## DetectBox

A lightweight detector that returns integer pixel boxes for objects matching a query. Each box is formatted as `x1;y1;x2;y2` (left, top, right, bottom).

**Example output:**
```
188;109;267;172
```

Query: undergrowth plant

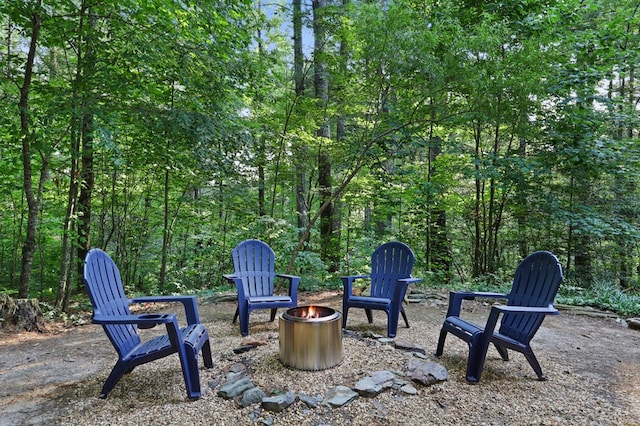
556;279;640;317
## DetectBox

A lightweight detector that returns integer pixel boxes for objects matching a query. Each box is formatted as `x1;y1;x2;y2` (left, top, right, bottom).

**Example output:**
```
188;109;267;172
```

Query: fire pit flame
300;305;319;319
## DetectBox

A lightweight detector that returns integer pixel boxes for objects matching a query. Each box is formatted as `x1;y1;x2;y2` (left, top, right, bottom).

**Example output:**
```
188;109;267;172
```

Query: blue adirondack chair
224;239;300;336
83;248;213;399
435;251;563;383
341;241;421;338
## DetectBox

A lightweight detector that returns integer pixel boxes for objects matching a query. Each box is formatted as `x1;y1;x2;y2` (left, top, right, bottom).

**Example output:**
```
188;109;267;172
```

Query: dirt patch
1;290;639;425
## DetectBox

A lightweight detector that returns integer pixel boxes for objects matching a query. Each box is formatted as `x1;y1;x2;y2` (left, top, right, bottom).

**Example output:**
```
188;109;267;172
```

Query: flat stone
226;362;247;375
262;391;296;412
408;359;448;386
218;377;255;399
323;385;358;407
299;393;322;408
400;383;418;395
233;344;255;354
239;387;267;407
225;370;247;384
394;339;427;355
354;370;396;397
627;318;640;330
257;415;274;425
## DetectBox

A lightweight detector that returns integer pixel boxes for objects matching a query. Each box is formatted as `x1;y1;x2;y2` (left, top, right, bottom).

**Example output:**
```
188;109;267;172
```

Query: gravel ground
1;290;639;426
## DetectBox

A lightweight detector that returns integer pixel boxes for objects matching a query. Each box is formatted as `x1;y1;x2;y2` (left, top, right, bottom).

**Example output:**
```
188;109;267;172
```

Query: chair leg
400;307;409;328
237;304;249;336
269;308;278;322
522;348;546;380
387;310;399;338
182;343;202;400
100;360;129;399
365;308;373;324
232;306;239;324
342;307;349;329
434;327;448;357
201;339;214;369
465;334;491;383
494;343;509;361
239;315;249;337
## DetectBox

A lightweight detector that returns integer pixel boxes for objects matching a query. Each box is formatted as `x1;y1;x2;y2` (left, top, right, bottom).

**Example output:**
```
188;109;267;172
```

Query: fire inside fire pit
279;306;343;371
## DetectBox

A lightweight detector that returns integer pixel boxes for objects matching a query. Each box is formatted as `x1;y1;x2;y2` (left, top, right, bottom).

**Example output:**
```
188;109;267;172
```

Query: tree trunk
515;137;528;259
293;0;310;241
258;132;266;217
314;0;337;269
426;135;450;278
472;122;483;277
18;5;44;299
77;9;97;296
487;93;502;273
159;140;170;294
59;2;96;311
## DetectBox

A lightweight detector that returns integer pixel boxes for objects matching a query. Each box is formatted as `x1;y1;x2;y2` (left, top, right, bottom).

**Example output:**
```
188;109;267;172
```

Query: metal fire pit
279;306;343;371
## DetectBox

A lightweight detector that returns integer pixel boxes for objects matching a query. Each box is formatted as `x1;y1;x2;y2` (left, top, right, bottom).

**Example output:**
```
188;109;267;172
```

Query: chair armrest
341;275;371;296
92;312;177;329
276;273;301;300
398;277;422;285
130;295;201;325
341;274;369;281
224;275;249;301
276;273;300;280
455;290;509;300
491;304;559;316
392;277;421;304
483;304;559;333
445;290;509;317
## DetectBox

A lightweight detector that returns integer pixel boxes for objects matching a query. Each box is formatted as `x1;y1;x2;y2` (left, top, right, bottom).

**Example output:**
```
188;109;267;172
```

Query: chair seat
443;316;483;338
125;324;207;361
248;295;293;303
346;296;391;306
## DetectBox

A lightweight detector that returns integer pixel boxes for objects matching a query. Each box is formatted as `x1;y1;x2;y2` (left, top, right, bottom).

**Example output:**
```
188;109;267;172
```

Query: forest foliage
1;0;639;316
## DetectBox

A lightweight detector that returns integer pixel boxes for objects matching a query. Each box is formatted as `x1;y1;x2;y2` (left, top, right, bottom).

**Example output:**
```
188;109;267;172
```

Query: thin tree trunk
60;1;96;310
77;9;96;294
159;138;171;294
487;93;502;273
293;0;310;240
258;132;266;216
18;4;45;299
472;121;483;277
516;137;528;259
314;0;337;269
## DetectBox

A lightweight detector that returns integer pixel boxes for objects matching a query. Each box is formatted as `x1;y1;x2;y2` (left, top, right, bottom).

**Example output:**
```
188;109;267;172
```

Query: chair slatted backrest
84;249;140;357
231;240;277;297
369;242;415;299
500;251;563;343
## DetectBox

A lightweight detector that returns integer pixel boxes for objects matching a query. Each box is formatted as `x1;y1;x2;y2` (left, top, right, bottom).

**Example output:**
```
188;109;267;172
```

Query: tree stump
0;294;47;332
